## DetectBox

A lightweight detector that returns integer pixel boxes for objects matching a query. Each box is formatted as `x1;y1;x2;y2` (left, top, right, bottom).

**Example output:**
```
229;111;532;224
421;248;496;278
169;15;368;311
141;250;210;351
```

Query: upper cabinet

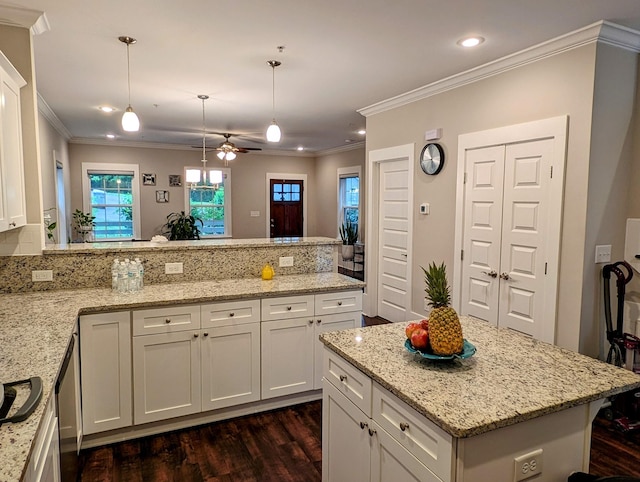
0;50;26;232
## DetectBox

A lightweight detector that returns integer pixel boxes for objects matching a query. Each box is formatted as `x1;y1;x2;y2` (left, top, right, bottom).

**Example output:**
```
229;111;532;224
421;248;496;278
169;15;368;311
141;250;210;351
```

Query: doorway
453;116;568;343
54;158;68;244
266;173;307;238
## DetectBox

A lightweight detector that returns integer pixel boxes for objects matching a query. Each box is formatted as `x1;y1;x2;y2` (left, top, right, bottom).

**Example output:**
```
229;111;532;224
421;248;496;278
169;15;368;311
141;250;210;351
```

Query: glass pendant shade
266;120;281;142
122;106;140;132
217;151;225;160
209;170;223;184
185;168;201;183
226;151;237;161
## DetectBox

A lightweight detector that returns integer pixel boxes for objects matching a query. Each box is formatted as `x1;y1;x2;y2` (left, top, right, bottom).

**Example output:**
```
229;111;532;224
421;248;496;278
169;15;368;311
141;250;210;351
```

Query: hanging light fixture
186;95;223;187
119;36;140;132
266;60;282;142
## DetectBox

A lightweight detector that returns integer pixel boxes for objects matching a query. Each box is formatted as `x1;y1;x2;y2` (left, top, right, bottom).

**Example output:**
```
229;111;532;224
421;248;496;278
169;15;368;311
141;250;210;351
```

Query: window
82;163;141;240
184;167;231;237
338;166;361;237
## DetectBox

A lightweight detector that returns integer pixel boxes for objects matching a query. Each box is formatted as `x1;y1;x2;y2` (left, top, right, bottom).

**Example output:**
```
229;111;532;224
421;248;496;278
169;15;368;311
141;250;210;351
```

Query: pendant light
266;60;282;142
119;36;140;132
186;95;223;187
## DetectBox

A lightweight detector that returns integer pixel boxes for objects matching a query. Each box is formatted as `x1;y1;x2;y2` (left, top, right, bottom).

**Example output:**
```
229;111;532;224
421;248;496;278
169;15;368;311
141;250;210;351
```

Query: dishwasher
56;327;80;481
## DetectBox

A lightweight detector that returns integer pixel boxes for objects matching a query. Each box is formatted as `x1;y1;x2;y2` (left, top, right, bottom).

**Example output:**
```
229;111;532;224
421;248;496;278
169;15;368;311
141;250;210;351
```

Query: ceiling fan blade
238;147;262;151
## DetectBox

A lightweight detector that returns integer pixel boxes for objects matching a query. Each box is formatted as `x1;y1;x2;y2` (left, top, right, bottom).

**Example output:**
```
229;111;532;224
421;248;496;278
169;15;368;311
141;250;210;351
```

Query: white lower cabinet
323;348;451;482
25;395;59;482
79;311;132;434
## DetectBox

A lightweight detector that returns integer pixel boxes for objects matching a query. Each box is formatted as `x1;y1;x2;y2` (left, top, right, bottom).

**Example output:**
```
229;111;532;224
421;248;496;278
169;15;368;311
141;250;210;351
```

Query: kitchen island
320;317;640;481
0;272;364;482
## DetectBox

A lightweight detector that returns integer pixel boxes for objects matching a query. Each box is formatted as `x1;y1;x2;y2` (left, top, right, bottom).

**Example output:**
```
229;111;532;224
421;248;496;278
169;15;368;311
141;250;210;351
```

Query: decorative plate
404;338;476;360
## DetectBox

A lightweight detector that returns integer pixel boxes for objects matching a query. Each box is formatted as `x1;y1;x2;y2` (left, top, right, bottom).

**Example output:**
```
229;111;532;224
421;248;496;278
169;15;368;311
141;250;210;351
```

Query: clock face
420;143;445;175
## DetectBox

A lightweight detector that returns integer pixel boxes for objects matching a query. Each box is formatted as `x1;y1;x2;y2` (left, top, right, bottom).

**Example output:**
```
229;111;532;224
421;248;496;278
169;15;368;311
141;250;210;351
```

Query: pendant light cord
271;64;276;119
126;42;132;107
202;97;207;163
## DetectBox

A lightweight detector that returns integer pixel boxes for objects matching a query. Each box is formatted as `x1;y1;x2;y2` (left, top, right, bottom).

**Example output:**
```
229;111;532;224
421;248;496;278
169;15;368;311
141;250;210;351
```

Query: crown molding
316;141;365;157
358;20;640;117
0;5;49;35
38;93;72;140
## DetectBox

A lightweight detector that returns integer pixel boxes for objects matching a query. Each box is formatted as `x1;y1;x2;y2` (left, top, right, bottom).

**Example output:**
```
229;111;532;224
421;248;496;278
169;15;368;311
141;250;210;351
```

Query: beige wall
68;143;336;240
365;43;604;352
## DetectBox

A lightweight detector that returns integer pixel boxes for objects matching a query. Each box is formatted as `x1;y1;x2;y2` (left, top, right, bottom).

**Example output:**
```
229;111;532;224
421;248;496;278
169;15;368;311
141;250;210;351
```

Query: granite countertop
0;272;364;482
42;236;341;255
320;317;640;439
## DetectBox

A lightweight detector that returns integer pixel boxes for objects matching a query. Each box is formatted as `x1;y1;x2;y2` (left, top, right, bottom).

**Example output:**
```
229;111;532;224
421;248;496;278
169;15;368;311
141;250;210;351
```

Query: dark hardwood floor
78;315;640;481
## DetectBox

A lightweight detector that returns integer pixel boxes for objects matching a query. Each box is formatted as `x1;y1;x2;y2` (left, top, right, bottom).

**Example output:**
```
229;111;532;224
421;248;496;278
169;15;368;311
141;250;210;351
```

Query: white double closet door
460;138;557;342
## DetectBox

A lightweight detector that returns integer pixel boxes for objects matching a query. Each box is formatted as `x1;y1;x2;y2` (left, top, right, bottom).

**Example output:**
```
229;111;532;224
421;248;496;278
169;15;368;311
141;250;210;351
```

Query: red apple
420;319;429;330
405;322;422;339
410;328;429;350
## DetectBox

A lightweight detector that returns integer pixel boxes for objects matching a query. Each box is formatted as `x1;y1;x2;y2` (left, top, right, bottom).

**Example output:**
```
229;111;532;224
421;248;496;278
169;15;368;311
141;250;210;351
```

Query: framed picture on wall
169;174;182;187
142;173;156;186
156;190;169;203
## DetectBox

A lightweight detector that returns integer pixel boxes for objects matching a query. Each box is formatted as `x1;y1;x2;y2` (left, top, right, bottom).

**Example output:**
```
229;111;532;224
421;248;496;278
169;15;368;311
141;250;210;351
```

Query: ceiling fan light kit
119;36;140;132
266;60;282;143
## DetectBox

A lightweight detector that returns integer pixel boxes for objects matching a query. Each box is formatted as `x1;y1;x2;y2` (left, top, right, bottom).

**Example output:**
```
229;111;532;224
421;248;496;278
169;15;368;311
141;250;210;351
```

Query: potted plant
339;220;358;261
43;207;57;244
163;211;203;240
72;209;96;242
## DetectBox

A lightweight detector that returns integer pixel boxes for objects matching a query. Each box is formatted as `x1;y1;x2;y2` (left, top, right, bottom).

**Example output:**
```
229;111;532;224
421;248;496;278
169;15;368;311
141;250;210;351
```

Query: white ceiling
7;0;640;153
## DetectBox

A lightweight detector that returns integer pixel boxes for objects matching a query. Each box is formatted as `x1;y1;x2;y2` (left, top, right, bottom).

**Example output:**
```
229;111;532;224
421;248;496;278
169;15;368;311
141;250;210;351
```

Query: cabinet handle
193;333;199;338
339;374;347;382
359;421;368;430
400;422;409;432
368;428;377;437
165;318;172;324
316;319;322;324
203;332;209;337
337;301;342;306
481;270;498;278
286;306;292;311
229;312;235;317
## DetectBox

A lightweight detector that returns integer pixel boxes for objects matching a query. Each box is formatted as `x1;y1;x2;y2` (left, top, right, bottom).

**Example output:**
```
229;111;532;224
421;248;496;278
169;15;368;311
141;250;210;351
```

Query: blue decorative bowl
404;338;476;360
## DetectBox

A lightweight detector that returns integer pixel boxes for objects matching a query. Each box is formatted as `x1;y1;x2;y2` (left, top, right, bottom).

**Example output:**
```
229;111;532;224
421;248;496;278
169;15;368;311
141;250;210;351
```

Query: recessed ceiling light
297;146;304;151
106;134;115;139
99;106;115;113
458;36;485;48
358;129;366;135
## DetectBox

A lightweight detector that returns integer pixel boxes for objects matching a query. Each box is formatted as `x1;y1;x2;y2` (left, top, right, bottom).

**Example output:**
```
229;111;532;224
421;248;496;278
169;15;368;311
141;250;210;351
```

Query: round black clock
420;143;445;175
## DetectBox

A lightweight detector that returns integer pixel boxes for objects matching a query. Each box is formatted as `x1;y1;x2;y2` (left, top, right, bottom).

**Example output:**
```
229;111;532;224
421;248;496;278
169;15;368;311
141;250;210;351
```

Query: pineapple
422;262;464;355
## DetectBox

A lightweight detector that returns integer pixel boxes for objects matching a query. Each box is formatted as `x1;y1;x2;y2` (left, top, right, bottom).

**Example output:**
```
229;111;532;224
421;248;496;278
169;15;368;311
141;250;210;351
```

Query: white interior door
460;145;506;325
498;139;553;339
377;159;410;322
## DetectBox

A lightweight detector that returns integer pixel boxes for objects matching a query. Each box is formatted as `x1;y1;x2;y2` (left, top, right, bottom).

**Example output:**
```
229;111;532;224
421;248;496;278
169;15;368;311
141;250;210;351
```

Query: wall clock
420;143;445;175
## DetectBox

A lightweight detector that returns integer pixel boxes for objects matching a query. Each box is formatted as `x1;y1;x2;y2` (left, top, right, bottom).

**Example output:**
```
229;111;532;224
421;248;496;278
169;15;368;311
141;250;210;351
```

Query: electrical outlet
514;449;543;481
279;256;294;267
32;270;53;282
165;262;183;274
595;245;612;264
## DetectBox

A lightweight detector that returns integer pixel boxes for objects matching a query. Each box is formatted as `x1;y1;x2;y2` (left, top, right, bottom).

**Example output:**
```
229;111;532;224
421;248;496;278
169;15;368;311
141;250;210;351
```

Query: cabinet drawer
323;347;371;416
201;299;260;328
372;382;452;482
133;305;200;335
261;295;314;321
315;290;362;316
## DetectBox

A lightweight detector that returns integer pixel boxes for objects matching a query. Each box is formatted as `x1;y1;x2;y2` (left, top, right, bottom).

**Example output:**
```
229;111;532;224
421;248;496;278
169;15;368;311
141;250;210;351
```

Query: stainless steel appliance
56;329;80;482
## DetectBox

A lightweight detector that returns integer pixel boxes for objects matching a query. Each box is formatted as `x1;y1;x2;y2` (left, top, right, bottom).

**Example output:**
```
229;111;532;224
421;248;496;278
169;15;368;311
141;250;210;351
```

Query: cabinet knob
203;332;209;337
337;301;342;306
368;428;377;437
229;312;235;317
165;318;172;324
339;374;347;382
316;319;322;324
359;421;368;430
400;422;409;432
308;319;314;325
9;222;16;227
500;272;511;281
193;333;199;338
286;306;292;311
481;270;498;278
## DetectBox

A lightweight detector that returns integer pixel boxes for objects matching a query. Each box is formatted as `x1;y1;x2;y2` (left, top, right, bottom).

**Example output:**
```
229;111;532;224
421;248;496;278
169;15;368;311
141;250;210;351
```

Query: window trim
183;167;232;238
81;162;141;240
337;166;361;239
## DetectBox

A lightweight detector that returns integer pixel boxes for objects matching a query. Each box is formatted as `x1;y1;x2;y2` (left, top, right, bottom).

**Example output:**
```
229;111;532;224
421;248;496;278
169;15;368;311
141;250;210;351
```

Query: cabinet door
80;311;132;434
133;331;201;424
261;317;314;399
322;378;370;482
370;420;442;482
201;322;260;411
0;71;26;231
313;311;359;389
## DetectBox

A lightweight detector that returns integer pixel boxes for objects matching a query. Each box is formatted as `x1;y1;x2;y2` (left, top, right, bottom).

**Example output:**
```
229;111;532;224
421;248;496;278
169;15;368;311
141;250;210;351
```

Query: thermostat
419;203;430;215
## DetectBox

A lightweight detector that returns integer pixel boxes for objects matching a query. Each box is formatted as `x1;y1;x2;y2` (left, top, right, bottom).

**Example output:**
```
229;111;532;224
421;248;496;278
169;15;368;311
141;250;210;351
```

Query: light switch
595;245;611;264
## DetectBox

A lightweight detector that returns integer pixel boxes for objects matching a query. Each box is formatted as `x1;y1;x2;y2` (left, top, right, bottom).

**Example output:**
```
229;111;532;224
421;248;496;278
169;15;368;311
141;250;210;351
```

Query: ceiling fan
215;133;262;155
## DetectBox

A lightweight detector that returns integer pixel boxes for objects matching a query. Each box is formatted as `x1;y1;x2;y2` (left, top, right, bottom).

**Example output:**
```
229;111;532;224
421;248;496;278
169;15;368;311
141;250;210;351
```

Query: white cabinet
262;290;362;399
25;395;59;482
201;300;261;411
132;305;202;424
0;52;26;232
79;311;132;435
322;348;451;482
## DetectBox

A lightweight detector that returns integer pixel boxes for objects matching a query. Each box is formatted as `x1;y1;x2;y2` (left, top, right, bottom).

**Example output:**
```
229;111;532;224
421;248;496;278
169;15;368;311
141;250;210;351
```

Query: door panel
460;146;505;325
270;179;303;237
378;159;410;322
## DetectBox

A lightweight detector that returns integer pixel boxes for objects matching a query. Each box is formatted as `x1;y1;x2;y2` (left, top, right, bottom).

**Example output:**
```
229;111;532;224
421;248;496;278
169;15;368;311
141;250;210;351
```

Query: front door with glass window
270;179;303;238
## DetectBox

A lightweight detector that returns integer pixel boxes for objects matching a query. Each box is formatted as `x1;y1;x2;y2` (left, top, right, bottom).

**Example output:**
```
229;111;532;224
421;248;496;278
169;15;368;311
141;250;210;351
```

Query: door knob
500;272;511;280
481;270;498;278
